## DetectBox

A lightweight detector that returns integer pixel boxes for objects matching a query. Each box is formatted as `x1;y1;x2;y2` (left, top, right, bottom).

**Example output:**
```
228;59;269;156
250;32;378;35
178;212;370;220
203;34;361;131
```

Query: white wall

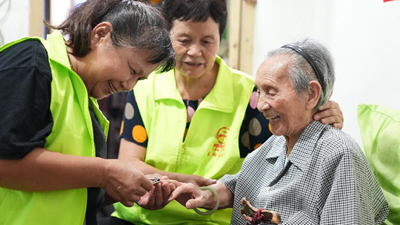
0;0;74;46
0;0;29;45
253;0;400;145
50;1;73;27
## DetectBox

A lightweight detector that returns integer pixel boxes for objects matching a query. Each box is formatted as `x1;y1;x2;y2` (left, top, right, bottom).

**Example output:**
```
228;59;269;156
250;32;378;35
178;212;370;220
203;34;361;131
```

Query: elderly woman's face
169;17;220;79
255;55;313;140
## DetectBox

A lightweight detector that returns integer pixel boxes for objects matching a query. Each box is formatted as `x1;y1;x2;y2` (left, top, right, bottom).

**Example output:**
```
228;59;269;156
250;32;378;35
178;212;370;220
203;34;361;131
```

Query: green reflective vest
114;56;254;224
0;31;109;225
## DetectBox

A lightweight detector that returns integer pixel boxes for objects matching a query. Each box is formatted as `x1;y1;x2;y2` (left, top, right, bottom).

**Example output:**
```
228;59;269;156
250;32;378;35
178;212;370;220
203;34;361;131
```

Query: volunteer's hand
313;100;344;129
101;160;153;207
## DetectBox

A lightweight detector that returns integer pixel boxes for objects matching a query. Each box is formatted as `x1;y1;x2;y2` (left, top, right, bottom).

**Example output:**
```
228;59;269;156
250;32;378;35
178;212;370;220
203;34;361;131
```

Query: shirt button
266;186;271;191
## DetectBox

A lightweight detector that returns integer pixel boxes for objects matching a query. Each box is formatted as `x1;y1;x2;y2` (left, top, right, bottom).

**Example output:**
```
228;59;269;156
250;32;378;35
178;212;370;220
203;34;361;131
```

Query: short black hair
161;0;227;39
46;0;174;72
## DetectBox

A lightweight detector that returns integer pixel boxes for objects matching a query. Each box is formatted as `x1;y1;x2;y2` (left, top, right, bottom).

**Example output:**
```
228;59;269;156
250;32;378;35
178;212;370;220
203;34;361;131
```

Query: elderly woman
168;39;389;224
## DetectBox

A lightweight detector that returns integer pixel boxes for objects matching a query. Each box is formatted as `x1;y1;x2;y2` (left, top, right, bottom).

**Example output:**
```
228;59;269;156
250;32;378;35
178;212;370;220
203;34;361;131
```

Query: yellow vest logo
208;127;230;158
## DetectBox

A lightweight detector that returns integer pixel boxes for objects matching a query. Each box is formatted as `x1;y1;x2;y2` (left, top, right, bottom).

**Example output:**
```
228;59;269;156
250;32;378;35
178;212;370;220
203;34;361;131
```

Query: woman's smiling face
170;17;220;79
89;44;157;99
255;54;312;141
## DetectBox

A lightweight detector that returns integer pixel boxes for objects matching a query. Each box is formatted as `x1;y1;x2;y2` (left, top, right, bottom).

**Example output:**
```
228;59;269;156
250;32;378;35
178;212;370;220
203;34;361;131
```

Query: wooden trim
29;0;44;37
239;1;255;75
228;0;242;70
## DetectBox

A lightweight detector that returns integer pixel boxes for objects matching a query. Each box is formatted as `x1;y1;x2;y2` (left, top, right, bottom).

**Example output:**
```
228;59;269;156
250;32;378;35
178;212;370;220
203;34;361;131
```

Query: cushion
358;104;400;225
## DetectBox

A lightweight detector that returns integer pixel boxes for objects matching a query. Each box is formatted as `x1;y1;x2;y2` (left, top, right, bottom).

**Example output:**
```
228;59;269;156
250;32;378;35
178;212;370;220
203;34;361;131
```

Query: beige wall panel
29;0;43;37
239;1;255;75
228;0;242;70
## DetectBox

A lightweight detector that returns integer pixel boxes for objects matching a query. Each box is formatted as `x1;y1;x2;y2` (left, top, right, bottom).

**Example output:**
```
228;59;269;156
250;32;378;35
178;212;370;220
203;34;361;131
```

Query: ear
90;22;112;49
306;80;321;110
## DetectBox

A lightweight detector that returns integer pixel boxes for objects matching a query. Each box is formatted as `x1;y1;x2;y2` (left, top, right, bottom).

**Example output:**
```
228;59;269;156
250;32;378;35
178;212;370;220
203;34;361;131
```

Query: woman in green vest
110;0;344;225
0;1;174;225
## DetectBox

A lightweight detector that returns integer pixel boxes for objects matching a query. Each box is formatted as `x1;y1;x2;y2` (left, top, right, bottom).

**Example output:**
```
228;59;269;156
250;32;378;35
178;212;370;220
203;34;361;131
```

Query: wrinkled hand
313;100;344;129
182;174;216;187
137;175;176;210
102;160;153;207
167;181;209;210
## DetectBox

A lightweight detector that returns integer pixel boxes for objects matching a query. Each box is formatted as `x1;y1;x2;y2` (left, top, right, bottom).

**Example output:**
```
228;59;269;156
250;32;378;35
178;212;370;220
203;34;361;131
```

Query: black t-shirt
0;40;53;158
0;40;106;224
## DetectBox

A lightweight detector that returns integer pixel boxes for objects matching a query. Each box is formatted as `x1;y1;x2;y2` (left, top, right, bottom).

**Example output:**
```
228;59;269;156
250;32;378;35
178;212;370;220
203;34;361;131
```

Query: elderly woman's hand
136;175;176;210
181;174;217;187
313;100;344;129
167;181;211;210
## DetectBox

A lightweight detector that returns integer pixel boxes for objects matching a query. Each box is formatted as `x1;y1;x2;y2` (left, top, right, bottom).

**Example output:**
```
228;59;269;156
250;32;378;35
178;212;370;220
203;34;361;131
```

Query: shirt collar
288;121;327;171
154;56;234;113
265;138;286;160
264;121;327;171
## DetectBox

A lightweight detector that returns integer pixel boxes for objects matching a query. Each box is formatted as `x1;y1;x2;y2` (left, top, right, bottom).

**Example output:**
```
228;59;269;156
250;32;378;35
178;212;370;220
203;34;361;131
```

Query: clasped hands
137;175;217;211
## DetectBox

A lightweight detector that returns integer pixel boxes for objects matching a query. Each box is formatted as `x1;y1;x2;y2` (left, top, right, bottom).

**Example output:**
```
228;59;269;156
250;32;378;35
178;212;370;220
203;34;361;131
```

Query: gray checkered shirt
220;121;388;225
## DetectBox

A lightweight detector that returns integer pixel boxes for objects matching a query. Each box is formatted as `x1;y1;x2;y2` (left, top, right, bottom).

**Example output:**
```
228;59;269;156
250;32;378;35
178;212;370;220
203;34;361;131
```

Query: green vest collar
45;30;109;138
46;30;72;69
154;69;181;101
154;56;234;113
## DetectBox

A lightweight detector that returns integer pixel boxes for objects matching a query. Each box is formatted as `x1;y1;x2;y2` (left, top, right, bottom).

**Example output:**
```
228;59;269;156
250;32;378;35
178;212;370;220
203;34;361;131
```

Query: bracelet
193;186;220;216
